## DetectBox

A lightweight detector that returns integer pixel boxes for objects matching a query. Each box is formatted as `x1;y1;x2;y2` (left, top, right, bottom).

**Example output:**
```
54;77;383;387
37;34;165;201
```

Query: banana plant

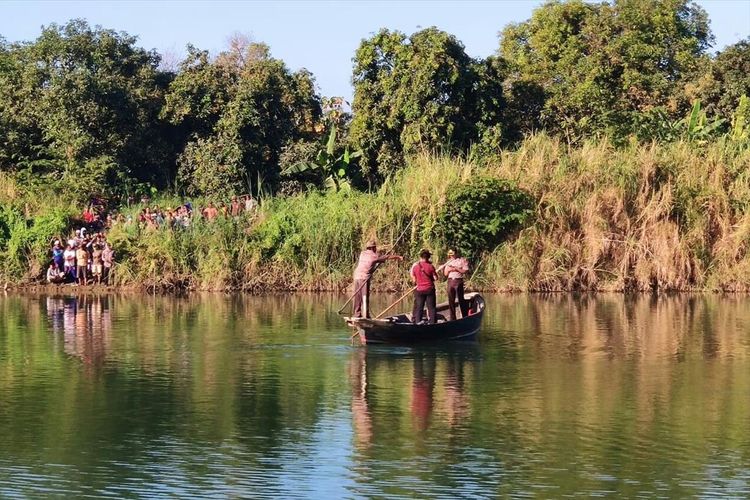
282;127;361;191
675;100;725;143
731;94;749;143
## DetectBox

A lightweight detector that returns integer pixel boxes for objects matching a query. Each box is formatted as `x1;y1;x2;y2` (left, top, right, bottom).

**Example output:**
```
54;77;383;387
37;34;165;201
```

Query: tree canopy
0;20;169;198
161;37;322;197
349;28;502;183
499;0;714;140
0;3;747;201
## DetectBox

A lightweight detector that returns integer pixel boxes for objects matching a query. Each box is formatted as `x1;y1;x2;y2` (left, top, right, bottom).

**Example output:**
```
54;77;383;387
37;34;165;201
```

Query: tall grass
4;135;750;291
483;135;750;291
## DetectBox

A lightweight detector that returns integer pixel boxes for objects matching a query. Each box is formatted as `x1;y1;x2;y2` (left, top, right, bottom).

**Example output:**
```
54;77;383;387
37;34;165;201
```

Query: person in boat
410;249;438;324
441;247;470;321
352;240;403;318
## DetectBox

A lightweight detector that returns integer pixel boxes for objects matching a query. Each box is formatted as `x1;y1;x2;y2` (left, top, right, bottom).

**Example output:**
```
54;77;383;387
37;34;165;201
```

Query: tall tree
162;37;321;197
499;0;713;140
695;39;750;121
350;28;501;183
0;20;170;198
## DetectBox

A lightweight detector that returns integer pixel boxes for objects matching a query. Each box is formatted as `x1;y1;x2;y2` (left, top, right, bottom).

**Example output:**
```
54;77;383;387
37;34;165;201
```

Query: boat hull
346;293;485;345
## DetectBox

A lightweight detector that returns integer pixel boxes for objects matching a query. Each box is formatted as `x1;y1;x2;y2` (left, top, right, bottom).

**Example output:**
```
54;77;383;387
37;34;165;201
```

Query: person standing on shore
244;194;258;213
76;244;88;285
441;247;470;320
410;249;438;324
52;240;64;272
63;244;77;282
352;240;403;318
91;244;103;285
102;243;114;285
230;196;242;217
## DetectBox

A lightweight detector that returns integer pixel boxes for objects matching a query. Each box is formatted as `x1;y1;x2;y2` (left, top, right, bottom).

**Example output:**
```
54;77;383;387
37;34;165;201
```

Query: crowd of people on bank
47;230;114;286
132;195;258;230
47;196;465;319
351;241;471;325
43;195;259;286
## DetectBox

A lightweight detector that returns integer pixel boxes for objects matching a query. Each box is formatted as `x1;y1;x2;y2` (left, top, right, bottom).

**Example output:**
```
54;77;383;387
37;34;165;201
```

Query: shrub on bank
4;135;750;292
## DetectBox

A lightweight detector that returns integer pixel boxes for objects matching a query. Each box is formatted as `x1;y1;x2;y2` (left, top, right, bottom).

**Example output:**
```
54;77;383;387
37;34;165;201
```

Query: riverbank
3;136;750;293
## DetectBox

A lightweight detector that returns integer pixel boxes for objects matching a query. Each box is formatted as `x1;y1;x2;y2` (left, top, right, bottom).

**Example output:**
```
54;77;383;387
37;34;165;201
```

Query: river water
0;292;748;497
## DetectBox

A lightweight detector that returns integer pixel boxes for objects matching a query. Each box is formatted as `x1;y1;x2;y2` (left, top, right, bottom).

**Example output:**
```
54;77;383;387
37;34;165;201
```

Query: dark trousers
352;279;371;317
447;278;469;321
412;289;436;324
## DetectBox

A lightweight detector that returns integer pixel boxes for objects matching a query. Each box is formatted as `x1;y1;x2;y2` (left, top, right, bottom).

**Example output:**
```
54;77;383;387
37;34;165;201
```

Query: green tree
162;37;322;198
350;28;501;184
436;176;534;259
696;39;750;121
499;0;713;141
0;20;171;198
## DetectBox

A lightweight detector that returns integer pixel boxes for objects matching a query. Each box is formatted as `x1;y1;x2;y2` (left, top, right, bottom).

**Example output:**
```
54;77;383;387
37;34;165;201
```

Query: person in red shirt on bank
410;249;439;324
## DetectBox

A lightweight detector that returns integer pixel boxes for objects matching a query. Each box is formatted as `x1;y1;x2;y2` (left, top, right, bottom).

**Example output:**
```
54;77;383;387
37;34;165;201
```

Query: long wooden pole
337;278;368;315
375;286;417;319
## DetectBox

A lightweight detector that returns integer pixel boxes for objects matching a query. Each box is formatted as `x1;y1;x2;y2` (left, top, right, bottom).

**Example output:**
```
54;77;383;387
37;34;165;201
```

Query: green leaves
637;99;727;143
164;39;322;197
350;28;493;183
436;176;534;259
281;127;361;192
0;20;168;199
499;0;713;140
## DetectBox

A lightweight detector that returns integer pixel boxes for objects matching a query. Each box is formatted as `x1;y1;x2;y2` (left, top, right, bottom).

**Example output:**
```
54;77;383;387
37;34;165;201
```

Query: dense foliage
436;177;533;259
161;38;322;197
0;21;169;198
349;28;502;183
1;3;749;291
499;0;714;141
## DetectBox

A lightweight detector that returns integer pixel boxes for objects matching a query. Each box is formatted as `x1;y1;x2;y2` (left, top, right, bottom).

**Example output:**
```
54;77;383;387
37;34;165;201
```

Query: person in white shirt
46;263;64;284
63;245;77;282
440;247;470;320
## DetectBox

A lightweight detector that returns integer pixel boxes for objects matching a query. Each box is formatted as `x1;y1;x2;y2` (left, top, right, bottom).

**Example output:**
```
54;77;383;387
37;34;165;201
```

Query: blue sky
1;1;748;101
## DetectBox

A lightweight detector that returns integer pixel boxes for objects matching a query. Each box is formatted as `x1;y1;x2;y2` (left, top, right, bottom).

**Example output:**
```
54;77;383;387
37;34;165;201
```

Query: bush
0;205;73;279
436;176;534;258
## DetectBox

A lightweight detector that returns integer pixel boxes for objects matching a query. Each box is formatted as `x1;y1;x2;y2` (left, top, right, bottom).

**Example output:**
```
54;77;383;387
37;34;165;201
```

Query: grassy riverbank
2;135;750;292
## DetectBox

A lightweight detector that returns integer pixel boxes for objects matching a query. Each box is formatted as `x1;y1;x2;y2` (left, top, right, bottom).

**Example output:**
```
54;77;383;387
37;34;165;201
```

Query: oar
375;286;416;319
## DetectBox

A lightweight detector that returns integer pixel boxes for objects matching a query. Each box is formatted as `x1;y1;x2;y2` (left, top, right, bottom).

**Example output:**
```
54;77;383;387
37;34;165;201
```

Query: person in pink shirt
410;249;438;324
441;247;470;320
352;240;403;317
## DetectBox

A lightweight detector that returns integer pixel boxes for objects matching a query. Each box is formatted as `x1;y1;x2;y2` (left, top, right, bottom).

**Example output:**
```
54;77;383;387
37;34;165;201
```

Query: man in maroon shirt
410;249;438;324
352;240;403;318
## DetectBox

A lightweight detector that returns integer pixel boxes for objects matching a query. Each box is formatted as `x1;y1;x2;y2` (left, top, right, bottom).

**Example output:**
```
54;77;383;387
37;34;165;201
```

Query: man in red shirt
410;249;438;324
352;240;403;317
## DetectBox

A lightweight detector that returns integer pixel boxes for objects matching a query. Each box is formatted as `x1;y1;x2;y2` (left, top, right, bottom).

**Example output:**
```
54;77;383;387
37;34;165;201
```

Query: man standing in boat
441;247;470;320
410;249;438;324
352;240;403;318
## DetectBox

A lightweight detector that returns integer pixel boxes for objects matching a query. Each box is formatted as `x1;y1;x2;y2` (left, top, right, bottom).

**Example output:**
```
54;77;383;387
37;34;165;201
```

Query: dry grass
4;135;750;291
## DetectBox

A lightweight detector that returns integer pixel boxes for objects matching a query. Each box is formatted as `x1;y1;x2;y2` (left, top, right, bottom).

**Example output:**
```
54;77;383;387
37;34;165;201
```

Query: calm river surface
1;292;749;498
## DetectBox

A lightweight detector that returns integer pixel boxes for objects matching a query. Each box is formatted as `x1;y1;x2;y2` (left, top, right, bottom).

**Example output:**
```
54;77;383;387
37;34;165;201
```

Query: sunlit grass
3;135;750;291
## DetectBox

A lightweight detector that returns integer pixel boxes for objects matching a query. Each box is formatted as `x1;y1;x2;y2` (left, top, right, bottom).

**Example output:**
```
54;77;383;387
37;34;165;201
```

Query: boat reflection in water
348;343;480;451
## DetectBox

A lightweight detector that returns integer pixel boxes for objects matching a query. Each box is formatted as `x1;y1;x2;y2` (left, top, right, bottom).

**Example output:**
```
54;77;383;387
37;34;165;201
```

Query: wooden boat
346;292;485;345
